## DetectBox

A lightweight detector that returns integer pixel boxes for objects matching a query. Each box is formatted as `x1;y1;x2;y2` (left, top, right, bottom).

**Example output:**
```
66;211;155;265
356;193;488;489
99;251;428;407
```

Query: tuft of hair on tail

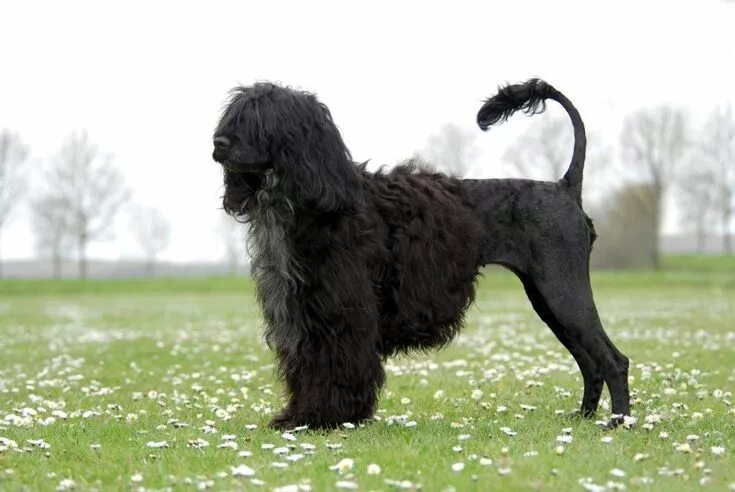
476;78;587;205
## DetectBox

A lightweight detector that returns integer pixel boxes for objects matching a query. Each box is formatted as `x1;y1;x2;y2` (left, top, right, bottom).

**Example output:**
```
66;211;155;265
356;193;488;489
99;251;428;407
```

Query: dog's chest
248;208;300;333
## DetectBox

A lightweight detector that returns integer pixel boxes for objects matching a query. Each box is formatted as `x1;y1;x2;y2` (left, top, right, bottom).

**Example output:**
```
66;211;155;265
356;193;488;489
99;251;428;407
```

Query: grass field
0;257;733;491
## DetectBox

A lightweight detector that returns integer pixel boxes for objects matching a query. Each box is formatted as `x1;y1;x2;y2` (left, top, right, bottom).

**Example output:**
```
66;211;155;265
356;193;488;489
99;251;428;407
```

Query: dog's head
213;83;357;217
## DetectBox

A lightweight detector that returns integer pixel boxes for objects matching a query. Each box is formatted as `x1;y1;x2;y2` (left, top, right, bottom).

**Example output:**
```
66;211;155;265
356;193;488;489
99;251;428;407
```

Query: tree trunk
652;234;661;269
652;187;663;269
53;252;61;279
724;204;732;255
79;234;87;280
696;223;705;254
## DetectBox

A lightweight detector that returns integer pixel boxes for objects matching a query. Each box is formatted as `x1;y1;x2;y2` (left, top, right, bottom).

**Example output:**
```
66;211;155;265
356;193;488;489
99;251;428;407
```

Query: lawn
0;257;733;491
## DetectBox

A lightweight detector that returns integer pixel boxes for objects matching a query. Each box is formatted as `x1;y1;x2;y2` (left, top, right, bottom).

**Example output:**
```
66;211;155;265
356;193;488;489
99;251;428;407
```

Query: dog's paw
268;411;299;431
268;417;298;431
601;414;636;430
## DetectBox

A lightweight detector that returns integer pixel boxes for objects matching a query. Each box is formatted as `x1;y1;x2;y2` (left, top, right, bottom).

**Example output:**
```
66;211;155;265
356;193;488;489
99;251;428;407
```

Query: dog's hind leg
518;259;630;422
518;274;605;416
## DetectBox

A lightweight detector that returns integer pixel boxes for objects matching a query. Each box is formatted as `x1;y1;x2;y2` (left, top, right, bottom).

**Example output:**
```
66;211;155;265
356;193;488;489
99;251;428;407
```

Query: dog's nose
213;136;230;150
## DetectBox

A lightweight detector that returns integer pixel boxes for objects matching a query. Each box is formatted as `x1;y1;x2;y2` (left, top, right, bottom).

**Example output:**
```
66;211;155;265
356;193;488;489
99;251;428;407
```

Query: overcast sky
1;0;733;262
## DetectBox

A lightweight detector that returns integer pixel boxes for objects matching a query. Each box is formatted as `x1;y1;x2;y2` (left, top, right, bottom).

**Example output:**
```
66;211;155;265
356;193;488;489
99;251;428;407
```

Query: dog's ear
273;98;359;212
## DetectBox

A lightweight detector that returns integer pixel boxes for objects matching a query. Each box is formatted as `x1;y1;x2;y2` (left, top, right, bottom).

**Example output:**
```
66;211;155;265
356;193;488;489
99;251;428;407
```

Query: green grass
0;276;256;296
661;254;735;273
0;259;733;491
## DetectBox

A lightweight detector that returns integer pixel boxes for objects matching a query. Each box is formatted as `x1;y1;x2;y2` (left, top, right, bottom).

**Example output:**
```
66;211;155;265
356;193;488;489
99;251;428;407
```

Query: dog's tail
476;78;586;204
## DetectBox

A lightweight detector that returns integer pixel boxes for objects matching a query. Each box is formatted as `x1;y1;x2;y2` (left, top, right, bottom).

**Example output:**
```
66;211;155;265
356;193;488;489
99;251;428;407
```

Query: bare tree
503;116;571;181
218;214;245;275
130;205;171;276
30;195;72;279
700;105;735;254
678;161;720;253
590;183;658;269
0;130;29;278
422;123;478;177
42;131;128;279
620;106;688;268
503;116;612;194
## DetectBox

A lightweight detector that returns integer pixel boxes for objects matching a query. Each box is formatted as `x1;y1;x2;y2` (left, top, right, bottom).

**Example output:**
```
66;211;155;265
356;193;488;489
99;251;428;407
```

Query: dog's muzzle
214;136;230;151
212;136;231;163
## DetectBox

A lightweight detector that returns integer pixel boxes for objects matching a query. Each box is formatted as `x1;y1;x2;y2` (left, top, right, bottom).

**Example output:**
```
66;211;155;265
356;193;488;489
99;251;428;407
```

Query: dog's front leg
268;282;385;430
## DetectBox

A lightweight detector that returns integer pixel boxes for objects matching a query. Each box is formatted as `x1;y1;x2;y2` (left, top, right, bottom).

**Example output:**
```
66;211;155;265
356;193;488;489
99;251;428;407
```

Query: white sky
1;0;734;262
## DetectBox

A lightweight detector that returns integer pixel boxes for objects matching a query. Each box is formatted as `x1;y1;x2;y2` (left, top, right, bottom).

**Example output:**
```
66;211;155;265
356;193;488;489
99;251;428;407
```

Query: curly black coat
212;80;630;430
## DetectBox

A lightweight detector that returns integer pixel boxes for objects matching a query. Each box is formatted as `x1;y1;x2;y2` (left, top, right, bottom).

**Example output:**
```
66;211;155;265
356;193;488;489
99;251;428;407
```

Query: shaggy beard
224;168;303;350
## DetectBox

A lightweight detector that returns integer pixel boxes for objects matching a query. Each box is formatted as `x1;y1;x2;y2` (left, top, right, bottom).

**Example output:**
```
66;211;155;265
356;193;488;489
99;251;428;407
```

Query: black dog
212;79;630;430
